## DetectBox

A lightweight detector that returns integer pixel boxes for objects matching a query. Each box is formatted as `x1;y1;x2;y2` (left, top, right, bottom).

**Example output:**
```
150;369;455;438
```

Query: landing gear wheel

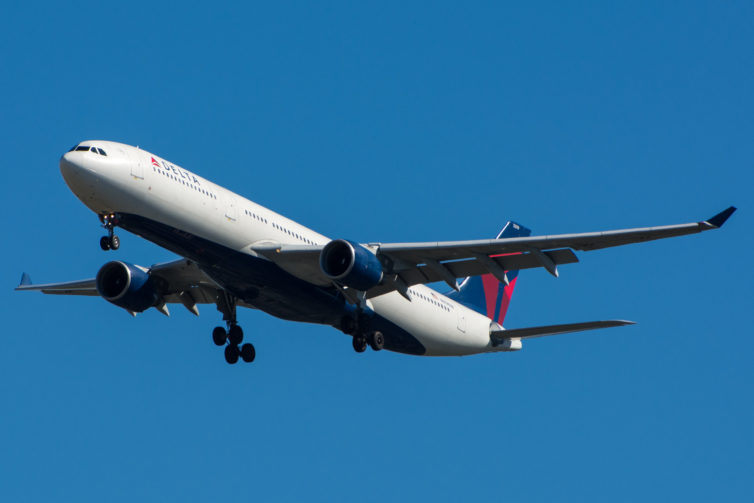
352;334;367;353
224;344;240;364
228;324;244;345
240;343;256;363
212;326;227;346
368;331;385;351
100;214;120;251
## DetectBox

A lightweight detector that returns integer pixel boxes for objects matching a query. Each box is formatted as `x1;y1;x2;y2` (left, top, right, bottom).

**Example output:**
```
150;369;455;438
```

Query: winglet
19;273;32;286
705;206;737;228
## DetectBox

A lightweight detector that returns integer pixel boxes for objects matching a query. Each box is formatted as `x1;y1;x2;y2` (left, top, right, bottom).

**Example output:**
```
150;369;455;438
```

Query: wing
255;206;736;299
16;259;226;315
15;272;99;296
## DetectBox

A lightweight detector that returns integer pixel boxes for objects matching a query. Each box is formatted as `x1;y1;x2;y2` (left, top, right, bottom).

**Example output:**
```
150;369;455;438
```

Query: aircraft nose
60;149;100;195
59;151;77;178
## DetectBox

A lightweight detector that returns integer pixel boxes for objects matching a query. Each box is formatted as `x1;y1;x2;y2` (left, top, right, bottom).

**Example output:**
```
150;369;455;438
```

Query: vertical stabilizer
447;221;531;325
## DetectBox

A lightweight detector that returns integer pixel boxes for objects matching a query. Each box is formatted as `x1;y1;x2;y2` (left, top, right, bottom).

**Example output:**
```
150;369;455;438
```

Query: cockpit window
69;144;108;155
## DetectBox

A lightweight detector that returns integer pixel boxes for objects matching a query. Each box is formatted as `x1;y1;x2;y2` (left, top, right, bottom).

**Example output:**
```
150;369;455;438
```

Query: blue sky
1;2;752;501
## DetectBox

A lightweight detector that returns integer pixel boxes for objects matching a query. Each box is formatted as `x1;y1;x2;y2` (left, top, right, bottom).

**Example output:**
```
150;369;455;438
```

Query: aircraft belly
116;212;346;325
369;292;492;357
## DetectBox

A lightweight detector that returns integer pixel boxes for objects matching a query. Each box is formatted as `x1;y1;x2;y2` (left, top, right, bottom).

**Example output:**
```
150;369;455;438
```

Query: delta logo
151;157;160;168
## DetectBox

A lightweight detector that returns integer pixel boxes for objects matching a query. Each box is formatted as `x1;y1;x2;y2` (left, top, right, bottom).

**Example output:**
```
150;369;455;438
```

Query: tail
447;221;531;325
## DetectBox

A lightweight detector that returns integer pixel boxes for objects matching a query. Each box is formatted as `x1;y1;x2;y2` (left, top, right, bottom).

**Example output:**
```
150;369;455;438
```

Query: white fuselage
60;141;507;356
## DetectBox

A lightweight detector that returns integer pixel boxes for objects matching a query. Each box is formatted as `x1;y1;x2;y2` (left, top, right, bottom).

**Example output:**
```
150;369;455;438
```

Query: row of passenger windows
69;144;107;156
244;209;267;224
268;220;317;245
244;209;317;245
153;166;217;199
411;289;451;311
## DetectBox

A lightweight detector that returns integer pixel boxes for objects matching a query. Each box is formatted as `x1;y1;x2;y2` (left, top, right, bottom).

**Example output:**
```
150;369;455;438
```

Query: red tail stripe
497;276;518;325
481;274;499;320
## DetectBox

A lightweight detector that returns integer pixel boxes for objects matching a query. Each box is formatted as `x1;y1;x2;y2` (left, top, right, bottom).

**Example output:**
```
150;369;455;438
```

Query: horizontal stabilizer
492;320;635;340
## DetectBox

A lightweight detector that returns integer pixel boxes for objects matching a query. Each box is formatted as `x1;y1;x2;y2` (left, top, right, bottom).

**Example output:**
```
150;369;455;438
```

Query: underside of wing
365;248;578;298
16;259;225;315
15;275;99;296
147;259;222;307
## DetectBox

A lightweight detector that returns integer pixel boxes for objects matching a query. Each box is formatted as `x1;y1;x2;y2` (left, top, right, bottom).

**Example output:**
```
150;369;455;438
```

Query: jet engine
96;261;161;313
320;239;383;291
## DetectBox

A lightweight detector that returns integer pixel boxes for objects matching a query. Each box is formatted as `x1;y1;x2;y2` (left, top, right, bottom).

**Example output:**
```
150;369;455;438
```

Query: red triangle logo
151;157;160;167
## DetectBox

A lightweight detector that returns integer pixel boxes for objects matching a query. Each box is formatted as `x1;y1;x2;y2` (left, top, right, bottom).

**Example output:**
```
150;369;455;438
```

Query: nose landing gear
99;213;120;251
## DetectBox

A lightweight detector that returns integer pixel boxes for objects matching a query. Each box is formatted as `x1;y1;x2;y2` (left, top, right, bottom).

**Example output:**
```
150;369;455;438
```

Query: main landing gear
213;291;255;365
352;331;384;352
342;315;384;354
99;213;120;251
213;323;255;364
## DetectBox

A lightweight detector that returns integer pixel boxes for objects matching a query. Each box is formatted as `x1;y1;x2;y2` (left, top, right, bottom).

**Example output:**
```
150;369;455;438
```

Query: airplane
16;141;736;364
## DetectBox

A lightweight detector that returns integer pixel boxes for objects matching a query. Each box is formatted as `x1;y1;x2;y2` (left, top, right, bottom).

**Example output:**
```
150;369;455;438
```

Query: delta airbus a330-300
17;141;736;364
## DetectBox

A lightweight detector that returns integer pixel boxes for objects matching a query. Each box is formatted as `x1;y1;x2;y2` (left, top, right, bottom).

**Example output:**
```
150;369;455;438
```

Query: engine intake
96;261;160;313
320;239;383;291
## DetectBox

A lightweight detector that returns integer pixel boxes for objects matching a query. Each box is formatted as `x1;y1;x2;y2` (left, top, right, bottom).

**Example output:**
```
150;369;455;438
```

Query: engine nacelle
96;261;160;313
320;239;383;291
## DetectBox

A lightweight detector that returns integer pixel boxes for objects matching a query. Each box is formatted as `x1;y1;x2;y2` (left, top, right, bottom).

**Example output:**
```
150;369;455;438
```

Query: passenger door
130;153;144;180
223;193;238;223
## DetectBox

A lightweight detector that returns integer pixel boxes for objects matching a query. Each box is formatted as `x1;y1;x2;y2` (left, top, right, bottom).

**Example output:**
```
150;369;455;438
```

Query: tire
224;344;240;364
240;343;256;363
352;335;367;353
369;331;384;351
228;324;244;345
99;236;111;251
110;235;120;250
212;326;227;346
